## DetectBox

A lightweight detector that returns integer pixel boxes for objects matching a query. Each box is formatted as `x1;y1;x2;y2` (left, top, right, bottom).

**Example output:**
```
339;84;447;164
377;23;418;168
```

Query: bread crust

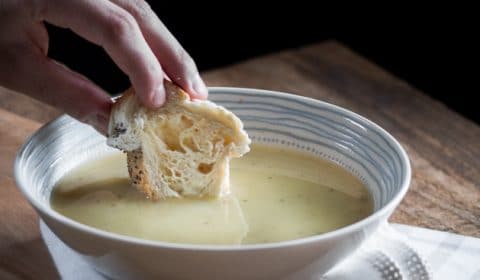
107;80;250;200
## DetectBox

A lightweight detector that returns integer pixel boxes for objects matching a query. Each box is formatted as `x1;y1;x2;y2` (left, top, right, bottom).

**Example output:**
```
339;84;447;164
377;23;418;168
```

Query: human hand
0;0;208;133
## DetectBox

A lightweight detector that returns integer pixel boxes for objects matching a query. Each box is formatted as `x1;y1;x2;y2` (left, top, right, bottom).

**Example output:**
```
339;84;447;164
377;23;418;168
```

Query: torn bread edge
107;80;251;200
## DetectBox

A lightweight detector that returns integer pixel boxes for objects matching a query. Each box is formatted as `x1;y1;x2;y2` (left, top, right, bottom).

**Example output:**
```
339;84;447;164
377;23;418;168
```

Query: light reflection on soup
51;144;372;245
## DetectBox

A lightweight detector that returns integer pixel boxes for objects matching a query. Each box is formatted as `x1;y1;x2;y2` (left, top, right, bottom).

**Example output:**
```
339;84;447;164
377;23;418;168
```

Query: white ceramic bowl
14;88;411;279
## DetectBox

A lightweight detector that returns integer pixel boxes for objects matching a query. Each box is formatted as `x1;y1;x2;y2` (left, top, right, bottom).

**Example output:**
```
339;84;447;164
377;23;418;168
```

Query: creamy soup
51;145;372;245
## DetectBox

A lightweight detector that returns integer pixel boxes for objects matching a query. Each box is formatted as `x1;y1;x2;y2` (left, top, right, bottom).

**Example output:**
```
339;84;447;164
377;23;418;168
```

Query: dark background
46;5;478;124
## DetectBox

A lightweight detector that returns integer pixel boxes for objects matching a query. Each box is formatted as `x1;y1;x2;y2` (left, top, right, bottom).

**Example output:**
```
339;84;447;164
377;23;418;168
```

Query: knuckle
104;9;137;41
126;0;152;20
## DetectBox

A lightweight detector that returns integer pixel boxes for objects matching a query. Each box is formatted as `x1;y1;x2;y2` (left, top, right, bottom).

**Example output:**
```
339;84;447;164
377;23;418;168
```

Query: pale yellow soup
51;144;372;245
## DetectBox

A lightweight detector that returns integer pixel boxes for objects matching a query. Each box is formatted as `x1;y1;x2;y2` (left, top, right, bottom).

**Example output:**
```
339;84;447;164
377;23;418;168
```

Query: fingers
39;0;165;108
0;45;112;133
109;0;208;100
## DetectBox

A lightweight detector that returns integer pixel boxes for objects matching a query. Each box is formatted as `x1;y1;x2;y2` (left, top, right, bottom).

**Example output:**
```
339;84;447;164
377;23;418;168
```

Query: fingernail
192;75;208;99
151;84;166;107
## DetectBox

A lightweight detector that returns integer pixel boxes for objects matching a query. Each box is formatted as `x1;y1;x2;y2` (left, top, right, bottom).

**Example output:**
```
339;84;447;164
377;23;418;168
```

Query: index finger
111;0;208;100
39;0;165;108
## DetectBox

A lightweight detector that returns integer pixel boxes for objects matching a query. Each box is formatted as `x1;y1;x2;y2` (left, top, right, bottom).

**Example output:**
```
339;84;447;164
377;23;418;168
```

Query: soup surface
51;144;372;245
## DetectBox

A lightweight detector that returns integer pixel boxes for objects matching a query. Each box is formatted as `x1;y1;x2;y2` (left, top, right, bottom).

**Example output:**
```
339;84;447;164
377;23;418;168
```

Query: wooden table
1;41;479;278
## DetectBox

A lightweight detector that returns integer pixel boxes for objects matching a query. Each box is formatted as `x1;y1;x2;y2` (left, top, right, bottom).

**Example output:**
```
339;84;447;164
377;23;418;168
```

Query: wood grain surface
0;41;478;279
0;109;59;279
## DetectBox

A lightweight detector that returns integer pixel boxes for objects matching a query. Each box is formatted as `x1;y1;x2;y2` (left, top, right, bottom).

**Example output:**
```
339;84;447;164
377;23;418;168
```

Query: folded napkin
40;221;480;280
391;224;480;280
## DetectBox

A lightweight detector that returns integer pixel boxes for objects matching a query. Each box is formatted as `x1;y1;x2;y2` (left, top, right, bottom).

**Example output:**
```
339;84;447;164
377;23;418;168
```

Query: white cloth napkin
392;224;480;280
40;221;480;280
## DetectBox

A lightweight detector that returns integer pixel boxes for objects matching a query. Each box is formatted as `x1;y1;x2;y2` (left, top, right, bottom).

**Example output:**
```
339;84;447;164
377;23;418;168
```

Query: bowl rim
14;86;411;251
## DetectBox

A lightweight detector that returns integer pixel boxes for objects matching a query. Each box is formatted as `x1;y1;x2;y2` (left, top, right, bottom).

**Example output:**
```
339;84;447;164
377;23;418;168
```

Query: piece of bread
107;80;250;199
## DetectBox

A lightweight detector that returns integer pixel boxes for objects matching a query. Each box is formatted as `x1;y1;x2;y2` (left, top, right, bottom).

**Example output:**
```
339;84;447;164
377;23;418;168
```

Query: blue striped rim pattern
209;89;406;210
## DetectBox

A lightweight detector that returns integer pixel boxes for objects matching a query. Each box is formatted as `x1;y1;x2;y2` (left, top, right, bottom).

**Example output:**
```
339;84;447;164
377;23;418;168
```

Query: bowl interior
15;88;410;241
